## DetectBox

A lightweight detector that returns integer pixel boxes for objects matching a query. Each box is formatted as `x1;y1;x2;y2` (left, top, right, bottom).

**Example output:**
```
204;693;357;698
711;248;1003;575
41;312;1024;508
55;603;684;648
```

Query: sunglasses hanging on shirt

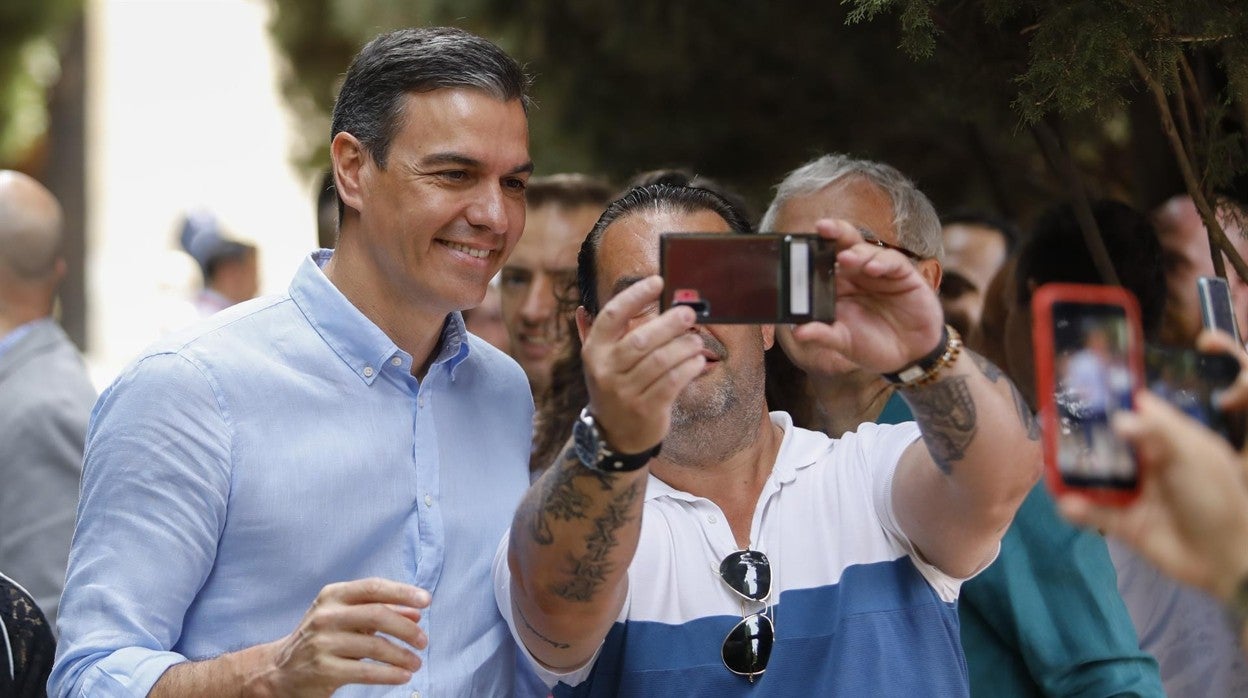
717;549;774;682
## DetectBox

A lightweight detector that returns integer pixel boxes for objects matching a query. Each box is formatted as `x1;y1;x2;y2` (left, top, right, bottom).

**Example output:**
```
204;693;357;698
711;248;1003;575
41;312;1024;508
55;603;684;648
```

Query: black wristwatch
572;408;661;473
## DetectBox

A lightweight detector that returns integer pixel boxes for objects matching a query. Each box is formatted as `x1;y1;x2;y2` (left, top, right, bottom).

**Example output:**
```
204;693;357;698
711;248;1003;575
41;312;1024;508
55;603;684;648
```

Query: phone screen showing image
1051;302;1139;490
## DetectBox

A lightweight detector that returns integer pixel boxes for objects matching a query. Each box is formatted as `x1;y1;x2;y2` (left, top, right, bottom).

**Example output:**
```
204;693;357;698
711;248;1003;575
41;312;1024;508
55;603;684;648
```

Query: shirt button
391;357;402;366
411;692;421;698
362;366;375;378
707;514;718;524
424;494;433;508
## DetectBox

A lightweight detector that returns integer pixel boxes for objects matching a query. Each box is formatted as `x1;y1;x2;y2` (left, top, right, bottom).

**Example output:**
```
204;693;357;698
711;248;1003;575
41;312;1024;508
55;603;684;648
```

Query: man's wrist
882;325;962;389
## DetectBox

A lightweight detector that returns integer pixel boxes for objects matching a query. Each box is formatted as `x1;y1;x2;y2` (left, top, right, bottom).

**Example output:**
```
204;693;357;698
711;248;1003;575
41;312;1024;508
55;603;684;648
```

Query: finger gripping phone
659;233;836;324
1032;283;1144;505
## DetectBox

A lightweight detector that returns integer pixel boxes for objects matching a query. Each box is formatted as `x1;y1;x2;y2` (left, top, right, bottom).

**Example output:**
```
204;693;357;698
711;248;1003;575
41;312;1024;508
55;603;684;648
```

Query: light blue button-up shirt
50;251;535;697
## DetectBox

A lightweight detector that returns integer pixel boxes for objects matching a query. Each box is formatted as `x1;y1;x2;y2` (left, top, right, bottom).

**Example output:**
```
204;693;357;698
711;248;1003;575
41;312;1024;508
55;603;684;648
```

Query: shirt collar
290;251;471;384
643;411;823;503
0;318;53;363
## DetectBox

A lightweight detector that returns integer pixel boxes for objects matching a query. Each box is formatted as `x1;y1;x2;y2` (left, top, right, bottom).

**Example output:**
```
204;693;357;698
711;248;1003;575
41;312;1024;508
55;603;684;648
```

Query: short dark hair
330;27;531;214
577;184;753;315
1015;199;1166;339
525;174;614;210
940;208;1022;253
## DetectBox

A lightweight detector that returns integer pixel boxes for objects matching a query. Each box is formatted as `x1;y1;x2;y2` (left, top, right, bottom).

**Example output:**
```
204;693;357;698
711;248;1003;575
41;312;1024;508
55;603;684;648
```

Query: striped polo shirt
496;413;975;696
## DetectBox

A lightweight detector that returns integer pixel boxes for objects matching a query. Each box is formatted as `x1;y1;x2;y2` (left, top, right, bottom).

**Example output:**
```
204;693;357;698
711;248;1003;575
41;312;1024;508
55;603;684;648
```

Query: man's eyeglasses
860;230;926;262
718;549;773;682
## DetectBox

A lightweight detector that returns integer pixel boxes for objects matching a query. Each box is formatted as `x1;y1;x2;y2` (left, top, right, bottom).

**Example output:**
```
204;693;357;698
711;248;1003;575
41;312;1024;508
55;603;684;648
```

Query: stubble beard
664;364;767;466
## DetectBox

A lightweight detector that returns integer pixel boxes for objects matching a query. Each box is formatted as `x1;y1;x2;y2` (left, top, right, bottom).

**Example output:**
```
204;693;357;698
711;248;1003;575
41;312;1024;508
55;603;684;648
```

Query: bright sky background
85;0;317;387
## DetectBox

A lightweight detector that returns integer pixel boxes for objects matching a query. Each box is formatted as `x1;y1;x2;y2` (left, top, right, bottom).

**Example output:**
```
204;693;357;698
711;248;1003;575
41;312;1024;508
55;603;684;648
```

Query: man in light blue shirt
51;27;537;697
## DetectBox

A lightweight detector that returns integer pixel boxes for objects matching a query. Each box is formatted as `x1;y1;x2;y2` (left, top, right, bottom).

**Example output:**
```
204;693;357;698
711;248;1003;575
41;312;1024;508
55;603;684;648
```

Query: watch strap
882;324;961;387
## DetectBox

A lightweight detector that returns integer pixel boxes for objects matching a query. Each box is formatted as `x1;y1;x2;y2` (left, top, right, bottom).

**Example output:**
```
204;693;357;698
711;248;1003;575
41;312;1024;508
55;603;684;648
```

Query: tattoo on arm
903;376;977;473
525;449;595;545
516;602;571;650
550;481;642;602
968;349;1040;440
1010;382;1042;441
968;350;1003;382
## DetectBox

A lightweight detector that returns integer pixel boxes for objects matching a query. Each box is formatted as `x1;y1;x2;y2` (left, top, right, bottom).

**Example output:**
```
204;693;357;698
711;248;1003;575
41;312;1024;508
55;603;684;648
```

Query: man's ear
575;306;593;344
919;259;942;292
331;132;368;217
761;323;775;351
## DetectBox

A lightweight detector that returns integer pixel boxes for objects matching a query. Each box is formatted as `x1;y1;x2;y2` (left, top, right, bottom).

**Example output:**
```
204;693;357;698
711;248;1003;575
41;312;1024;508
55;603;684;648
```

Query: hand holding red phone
1059;392;1248;603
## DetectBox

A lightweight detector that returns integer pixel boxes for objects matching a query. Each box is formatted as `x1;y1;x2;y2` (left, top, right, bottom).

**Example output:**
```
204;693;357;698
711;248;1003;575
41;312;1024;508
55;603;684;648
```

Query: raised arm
791;219;1042;578
506;277;704;670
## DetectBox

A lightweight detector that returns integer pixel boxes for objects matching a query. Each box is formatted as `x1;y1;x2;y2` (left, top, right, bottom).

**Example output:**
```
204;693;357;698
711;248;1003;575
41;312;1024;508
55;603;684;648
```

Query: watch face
573;414;600;467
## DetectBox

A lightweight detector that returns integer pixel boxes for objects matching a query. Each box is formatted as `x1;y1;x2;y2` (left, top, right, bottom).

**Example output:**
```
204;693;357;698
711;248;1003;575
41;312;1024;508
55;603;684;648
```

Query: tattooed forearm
968;349;1040;440
550;480;642;602
524;447;624;546
516;602;571;650
968;350;1003;382
903;376;977;473
1010;381;1041;441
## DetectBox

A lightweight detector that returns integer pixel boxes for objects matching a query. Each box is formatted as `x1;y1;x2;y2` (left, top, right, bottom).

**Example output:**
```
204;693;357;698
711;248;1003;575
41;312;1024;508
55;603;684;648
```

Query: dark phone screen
660;235;783;322
1051;302;1138;489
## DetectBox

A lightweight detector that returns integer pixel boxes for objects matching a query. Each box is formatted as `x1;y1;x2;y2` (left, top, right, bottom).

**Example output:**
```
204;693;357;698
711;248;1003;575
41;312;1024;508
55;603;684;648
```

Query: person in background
1153;194;1248;345
500;174;612;400
938;210;1016;339
465;279;512;353
178;209;260;317
0;171;97;632
763;157;1162;696
51;27;539;697
1002;199;1242;697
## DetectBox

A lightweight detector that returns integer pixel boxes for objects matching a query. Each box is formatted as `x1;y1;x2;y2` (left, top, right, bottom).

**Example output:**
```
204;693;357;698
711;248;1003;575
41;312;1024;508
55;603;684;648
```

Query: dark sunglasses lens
722;612;774;677
719;550;771;601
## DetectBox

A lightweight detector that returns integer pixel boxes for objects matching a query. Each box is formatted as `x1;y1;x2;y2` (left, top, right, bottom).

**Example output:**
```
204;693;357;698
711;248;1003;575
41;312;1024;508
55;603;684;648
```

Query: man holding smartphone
496;182;1042;694
760;156;1163;697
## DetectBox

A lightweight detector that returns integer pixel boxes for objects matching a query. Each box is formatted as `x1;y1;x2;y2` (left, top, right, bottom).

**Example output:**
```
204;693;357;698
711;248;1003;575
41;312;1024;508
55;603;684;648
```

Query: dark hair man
500;173;612;398
52;27;536;697
938;210;1018;339
0;171;97;631
496;183;1040;694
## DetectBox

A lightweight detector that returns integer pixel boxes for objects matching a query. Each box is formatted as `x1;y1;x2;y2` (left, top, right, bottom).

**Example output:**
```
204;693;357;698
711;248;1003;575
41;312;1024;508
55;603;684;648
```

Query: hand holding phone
659;233;836;324
1032;283;1144;505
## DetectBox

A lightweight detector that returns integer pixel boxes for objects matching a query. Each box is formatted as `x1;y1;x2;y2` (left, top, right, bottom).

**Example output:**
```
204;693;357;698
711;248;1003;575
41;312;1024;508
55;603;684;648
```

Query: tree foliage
265;0;1247;245
0;0;82;165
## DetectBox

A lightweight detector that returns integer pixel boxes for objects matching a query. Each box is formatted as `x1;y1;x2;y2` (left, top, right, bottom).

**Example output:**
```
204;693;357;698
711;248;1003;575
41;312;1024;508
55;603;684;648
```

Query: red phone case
1031;283;1144;506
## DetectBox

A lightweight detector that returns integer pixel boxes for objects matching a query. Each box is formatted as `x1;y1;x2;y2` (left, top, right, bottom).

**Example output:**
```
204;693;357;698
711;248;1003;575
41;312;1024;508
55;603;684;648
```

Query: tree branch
1031;119;1122;287
1132;51;1248;283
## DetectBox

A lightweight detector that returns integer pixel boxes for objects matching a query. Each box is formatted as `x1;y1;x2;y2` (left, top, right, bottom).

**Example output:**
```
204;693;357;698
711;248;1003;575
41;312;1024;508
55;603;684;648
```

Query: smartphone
659;233;836;324
1145;344;1243;448
1198;276;1241;342
1032;283;1144;505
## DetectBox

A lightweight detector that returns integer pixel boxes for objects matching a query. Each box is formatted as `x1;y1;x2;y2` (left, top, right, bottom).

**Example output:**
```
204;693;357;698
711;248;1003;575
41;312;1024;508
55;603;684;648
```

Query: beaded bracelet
881;324;963;389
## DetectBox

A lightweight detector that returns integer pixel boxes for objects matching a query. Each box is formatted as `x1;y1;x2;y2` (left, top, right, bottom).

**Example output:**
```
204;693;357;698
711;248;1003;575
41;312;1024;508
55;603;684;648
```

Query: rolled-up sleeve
49;352;233;697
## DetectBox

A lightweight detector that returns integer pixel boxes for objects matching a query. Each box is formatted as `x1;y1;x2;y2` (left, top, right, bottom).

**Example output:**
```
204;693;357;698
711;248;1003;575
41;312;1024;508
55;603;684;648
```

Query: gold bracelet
882;324;963;389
